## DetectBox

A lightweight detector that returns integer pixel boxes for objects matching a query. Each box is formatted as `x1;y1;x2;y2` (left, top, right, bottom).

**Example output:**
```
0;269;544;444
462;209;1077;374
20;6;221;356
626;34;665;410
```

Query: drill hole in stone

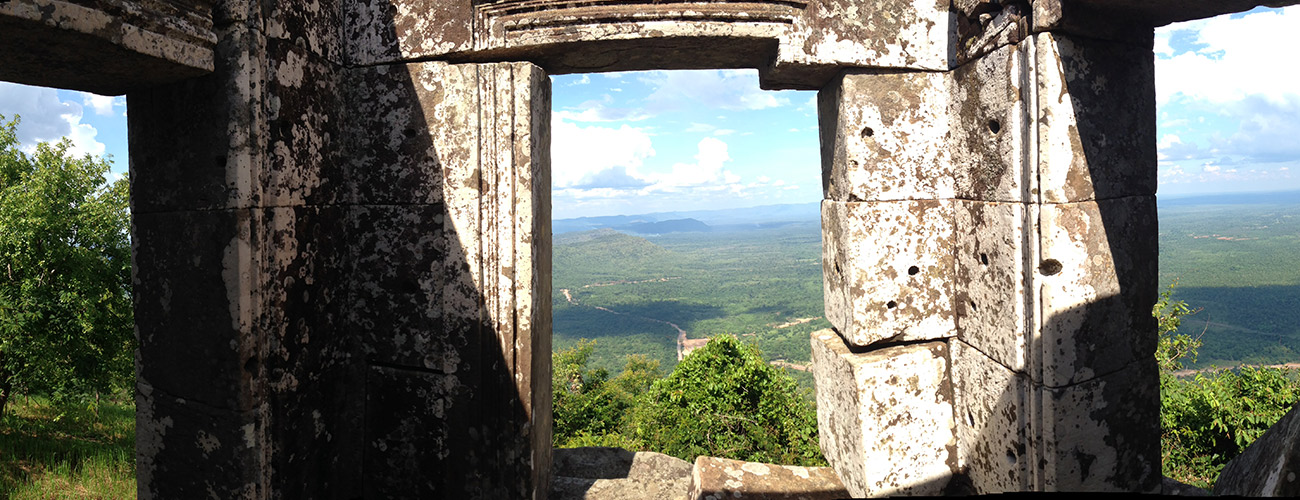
908;265;919;276
861;126;874;138
979;253;989;266
987;119;1001;135
1040;259;1063;276
886;300;898;309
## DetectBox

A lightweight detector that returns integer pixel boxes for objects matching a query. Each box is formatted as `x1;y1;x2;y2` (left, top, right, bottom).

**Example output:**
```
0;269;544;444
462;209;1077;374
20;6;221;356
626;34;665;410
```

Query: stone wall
3;0;1298;498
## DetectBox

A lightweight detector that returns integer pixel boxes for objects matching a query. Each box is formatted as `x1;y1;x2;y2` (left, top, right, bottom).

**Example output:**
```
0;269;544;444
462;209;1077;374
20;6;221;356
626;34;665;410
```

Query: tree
1156;283;1300;490
628;335;824;466
551;339;660;449
0;114;134;415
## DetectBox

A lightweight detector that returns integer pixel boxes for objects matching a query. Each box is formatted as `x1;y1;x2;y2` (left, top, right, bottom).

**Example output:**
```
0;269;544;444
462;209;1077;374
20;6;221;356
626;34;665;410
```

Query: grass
0;394;135;499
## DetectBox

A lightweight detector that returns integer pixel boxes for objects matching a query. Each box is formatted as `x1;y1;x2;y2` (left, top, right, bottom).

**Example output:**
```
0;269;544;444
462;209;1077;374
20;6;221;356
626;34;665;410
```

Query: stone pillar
130;2;551;497
815;66;960;497
345;60;552;499
813;17;1159;497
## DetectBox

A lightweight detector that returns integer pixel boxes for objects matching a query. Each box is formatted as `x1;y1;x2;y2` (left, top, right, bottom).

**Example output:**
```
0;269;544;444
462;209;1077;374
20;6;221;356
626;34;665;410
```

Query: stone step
550;447;849;500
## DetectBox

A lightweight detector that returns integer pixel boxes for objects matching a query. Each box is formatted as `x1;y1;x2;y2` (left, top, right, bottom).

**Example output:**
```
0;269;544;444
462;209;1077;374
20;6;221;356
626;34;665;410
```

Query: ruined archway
5;0;1299;497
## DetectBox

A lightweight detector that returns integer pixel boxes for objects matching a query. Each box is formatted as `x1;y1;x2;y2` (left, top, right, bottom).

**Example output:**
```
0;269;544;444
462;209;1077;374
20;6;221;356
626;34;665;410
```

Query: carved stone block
822;200;956;347
129;22;266;213
1037;197;1158;387
951;340;1029;493
954;199;1031;371
1035;32;1156;203
264;38;346;207
132;209;263;412
819;70;954;202
811;330;956;497
1036;359;1161;492
951;41;1031;202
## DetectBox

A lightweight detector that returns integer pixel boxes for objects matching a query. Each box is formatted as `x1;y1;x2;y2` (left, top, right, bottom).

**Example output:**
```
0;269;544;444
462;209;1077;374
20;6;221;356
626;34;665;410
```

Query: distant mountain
618;218;710;235
553;202;820;234
1159;190;1300;208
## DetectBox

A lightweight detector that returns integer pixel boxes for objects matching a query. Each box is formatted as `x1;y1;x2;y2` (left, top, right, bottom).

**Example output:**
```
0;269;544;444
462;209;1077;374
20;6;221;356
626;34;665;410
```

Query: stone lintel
811;330;956;497
1035;0;1298;32
347;0;952;89
0;0;215;95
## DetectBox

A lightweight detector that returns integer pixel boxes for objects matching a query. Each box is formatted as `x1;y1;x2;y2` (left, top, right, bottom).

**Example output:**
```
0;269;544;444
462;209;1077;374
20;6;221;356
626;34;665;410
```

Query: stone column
813;17;1159;497
130;1;551;497
344;60;552;499
814;67;960;496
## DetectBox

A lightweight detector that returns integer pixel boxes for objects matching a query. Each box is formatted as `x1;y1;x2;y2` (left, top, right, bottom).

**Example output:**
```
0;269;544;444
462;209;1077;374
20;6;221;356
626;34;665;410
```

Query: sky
0;5;1296;218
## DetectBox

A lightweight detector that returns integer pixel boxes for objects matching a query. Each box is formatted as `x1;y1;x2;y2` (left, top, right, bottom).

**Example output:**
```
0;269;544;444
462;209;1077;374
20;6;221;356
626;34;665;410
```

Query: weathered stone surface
134;380;268;500
811;330;955;496
132;209;263;412
263;0;345;64
347;0;952;89
340;59;554;498
822;200;955;347
46;0;1216;495
264;37;345;207
1036;359;1160;492
819;70;953;202
1038;197;1158;387
1035;32;1156;203
954;1;1029;66
1035;0;1300;30
775;0;952;78
1214;402;1300;497
953;200;1032;371
689;455;850;500
951;340;1030;493
951;41;1031;203
952;341;1160;492
0;0;215;94
128;21;266;213
551;447;692;500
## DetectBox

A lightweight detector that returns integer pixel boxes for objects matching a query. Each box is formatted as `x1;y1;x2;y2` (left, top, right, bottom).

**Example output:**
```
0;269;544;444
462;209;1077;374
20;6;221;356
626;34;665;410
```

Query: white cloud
642;69;792;113
1156;7;1300;105
0;82;106;158
645;137;742;192
83;93;119;116
555;94;650;123
551;113;655;190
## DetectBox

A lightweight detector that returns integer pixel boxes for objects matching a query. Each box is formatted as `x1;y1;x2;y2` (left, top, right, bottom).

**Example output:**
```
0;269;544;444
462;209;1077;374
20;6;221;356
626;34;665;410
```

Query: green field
1158;198;1300;368
552;223;828;385
555;193;1300;373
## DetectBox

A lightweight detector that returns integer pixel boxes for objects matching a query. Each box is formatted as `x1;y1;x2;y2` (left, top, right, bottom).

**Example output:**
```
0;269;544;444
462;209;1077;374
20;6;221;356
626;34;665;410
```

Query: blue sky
1;5;1296;218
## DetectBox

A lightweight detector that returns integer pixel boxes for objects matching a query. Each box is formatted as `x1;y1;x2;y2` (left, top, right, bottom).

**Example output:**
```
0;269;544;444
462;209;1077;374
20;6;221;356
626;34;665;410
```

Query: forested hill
1158;190;1300;368
553;202;819;234
551;222;828;390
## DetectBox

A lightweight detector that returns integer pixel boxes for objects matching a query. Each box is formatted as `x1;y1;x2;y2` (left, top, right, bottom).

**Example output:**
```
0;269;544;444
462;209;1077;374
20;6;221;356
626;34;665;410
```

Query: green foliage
551;340;661;449
0;115;134;414
1157;284;1300;490
552;337;824;466
1155;285;1202;374
628;335;824;466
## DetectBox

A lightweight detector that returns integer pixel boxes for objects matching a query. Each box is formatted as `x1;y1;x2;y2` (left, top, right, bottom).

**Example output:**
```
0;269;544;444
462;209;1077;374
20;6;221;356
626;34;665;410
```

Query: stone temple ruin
3;0;1298;497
